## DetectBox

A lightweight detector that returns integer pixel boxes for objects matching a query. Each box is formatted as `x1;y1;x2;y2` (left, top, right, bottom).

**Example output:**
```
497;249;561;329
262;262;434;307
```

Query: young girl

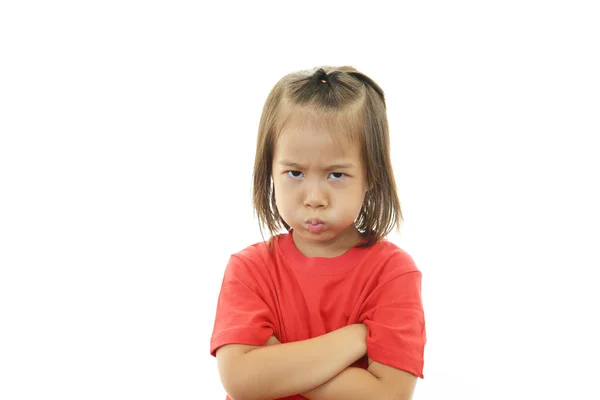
210;66;426;400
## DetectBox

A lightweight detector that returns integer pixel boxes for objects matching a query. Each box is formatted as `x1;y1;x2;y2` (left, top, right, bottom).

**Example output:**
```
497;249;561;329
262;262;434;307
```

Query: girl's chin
294;226;350;241
294;225;330;236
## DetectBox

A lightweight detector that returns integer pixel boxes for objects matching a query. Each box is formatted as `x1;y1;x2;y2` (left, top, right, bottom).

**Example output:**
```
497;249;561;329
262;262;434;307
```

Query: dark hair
252;66;402;247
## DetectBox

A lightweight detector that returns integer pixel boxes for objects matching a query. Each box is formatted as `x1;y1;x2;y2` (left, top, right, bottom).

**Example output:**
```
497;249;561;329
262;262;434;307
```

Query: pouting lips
305;219;324;233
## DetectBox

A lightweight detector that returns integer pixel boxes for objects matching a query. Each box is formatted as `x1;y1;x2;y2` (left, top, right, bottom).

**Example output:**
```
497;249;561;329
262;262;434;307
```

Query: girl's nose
304;182;328;209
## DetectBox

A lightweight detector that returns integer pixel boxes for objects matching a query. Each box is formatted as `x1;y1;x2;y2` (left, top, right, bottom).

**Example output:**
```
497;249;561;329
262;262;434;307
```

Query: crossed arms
215;324;417;400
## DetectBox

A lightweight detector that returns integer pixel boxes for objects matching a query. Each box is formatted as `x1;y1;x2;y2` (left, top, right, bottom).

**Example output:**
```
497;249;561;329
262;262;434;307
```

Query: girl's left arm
302;359;417;400
266;336;417;400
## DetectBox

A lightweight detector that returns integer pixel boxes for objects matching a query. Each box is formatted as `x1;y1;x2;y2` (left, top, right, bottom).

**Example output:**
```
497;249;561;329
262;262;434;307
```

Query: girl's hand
265;335;281;346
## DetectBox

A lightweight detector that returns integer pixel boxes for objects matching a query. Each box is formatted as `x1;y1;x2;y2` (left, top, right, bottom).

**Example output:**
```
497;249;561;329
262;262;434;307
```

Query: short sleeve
360;260;426;378
210;255;276;357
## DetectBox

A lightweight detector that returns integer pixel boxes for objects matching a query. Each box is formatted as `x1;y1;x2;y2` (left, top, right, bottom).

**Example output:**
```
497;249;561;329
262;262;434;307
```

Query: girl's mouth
305;221;324;233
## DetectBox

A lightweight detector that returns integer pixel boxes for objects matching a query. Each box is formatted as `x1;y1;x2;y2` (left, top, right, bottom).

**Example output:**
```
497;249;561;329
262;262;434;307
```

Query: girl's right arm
216;323;367;400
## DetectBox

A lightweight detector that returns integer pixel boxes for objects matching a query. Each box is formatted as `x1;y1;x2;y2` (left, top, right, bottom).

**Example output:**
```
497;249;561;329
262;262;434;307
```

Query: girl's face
272;118;368;257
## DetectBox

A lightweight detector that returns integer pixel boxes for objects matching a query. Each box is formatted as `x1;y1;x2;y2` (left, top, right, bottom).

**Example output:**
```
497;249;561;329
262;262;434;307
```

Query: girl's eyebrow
278;161;355;170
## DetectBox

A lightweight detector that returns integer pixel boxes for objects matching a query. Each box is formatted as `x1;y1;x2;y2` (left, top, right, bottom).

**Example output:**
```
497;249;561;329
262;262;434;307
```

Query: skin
272;117;368;258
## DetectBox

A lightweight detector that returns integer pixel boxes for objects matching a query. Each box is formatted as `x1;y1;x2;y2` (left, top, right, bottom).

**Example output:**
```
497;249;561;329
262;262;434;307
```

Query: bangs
275;99;365;152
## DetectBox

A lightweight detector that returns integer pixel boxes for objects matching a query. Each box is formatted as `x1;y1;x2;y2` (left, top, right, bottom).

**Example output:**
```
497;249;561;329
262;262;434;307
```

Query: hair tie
312;68;329;84
348;72;385;102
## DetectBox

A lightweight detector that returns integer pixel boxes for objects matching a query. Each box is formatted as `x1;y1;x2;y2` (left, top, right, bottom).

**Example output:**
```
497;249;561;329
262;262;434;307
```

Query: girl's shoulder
367;238;420;275
222;235;286;286
233;233;282;258
228;233;285;269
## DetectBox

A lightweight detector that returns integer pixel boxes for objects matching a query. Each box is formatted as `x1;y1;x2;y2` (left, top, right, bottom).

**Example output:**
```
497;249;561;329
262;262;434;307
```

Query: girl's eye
287;170;303;178
329;172;346;180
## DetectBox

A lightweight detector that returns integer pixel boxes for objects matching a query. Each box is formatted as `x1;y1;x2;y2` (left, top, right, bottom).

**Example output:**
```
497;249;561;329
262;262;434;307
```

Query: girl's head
253;66;402;248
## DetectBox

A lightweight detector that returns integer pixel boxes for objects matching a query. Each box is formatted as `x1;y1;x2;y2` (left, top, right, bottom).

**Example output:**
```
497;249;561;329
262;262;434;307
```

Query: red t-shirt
210;232;426;399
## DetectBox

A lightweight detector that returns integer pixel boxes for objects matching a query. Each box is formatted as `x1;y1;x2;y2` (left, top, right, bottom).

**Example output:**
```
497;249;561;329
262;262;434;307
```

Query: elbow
219;365;260;400
220;371;249;400
381;387;415;400
224;388;260;400
377;387;412;400
216;343;269;400
377;379;415;400
387;394;413;400
221;380;245;400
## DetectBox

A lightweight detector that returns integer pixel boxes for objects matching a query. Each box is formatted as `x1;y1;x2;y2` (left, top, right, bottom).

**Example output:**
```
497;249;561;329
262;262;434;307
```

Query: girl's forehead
276;107;362;151
274;128;363;167
277;119;359;155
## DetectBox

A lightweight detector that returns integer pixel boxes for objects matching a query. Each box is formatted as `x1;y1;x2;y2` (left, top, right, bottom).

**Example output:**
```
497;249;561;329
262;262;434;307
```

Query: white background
1;1;599;399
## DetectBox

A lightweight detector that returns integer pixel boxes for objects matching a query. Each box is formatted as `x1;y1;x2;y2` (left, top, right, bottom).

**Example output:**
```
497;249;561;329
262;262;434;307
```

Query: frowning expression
272;117;368;252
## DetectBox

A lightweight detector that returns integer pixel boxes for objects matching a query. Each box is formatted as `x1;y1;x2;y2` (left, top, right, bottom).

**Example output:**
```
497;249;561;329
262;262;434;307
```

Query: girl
210;66;426;400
